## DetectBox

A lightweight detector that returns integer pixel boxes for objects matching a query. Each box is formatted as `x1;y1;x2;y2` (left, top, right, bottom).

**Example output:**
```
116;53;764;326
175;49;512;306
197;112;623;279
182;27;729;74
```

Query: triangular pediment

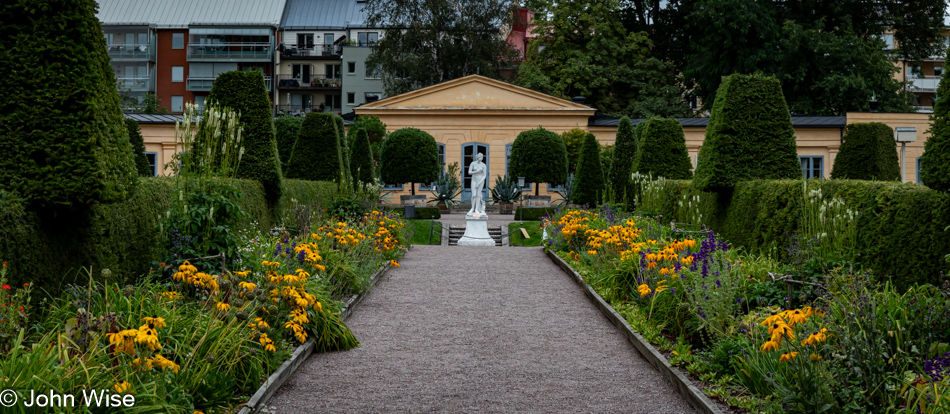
359;75;591;111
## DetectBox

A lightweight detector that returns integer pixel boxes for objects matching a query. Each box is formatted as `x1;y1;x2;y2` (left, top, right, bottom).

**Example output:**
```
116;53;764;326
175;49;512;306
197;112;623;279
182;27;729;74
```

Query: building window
171;95;183;112
879;33;894;50
172;33;184;49
145;152;158;176
936;66;943;77
194;95;205;113
297;33;314;48
325;94;341;110
347;92;355;105
347;61;356;74
357;32;378;46
171;66;184;82
326;63;341;79
365;63;381;79
292;64;312;83
917;157;922;184
504;143;531;190
420;143;446;190
800;156;823;179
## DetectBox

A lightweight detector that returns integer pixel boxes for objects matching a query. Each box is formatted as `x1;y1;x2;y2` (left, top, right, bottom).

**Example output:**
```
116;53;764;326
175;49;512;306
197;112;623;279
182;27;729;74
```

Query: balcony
107;42;155;61
279;43;342;59
275;74;342;89
275;103;340;116
909;76;940;93
187;75;272;91
116;77;152;92
187;43;273;62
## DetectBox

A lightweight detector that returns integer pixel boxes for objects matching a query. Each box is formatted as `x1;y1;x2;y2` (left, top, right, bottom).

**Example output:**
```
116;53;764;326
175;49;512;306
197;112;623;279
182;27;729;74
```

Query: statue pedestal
457;213;495;246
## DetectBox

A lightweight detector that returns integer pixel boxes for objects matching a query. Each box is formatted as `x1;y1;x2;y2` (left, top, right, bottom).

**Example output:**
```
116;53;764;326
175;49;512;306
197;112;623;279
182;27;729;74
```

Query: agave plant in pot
490;174;523;214
428;163;462;213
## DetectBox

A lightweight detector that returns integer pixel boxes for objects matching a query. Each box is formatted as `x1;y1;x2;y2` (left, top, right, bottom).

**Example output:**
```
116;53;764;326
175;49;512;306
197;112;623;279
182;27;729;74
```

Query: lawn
508;221;543;246
407;219;442;245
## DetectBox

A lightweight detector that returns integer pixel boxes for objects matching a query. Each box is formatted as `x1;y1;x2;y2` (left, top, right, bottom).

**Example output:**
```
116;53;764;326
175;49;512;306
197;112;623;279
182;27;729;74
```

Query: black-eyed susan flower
135;324;162;351
810;353;821;361
637;284;652;298
215;302;231;312
151;354;180;373
779;352;798;363
113;381;132;394
142;316;166;329
390;260;400;268
760;340;780;353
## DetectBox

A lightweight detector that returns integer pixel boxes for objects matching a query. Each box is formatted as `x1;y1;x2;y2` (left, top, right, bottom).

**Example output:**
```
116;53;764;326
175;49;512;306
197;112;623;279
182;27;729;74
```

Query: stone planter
498;202;514;215
436;200;451;214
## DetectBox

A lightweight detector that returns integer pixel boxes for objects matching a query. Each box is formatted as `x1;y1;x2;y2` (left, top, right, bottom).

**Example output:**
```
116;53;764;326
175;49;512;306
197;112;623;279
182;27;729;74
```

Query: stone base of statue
457;213;495;246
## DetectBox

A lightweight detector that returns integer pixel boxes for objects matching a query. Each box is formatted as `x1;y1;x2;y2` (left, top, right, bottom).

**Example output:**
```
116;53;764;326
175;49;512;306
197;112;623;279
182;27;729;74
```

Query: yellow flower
760;314;785;327
135;325;162;351
770;323;794;344
113;381;132;394
239;281;257;291
810;353;822;361
151;354;180;373
779;352;799;363
760;340;780;353
390;260;400;268
160;291;180;301
108;329;138;355
637;284;652;298
786;309;808;326
314;301;323;313
801;328;829;347
234;270;251;277
216;302;231;312
142;316;166;329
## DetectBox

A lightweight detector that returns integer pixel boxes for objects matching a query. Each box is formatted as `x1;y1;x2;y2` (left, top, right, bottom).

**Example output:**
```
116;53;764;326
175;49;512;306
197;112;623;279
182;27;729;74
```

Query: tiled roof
588;113;847;128
124;113;183;124
280;0;370;30
97;0;288;28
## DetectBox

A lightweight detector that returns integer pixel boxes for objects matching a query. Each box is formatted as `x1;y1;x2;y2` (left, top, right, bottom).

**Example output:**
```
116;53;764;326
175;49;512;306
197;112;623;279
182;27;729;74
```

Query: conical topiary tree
379;128;440;195
571;133;605;207
693;73;800;192
0;0;138;208
830;123;900;181
274;115;304;172
347;115;388;163
633;118;693;179
126;118;152;177
610;117;638;202
350;128;375;186
286;112;343;182
509;127;568;196
206;70;283;199
921;52;950;191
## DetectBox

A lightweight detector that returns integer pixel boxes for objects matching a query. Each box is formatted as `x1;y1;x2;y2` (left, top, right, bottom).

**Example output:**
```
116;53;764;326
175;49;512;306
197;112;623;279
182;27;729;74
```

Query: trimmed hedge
693;73;800;192
831;123;900;181
920;58;950;191
509;127;569;191
379;128;440;192
0;0;138;208
207;71;283;200
350;129;375;186
386;206;441;219
610;117;638;202
642;179;950;291
571;133;605;207
0;178;337;297
127;119;152;177
515;206;558;221
633;118;693;179
347;115;387;163
274;115;304;171
286;113;343;182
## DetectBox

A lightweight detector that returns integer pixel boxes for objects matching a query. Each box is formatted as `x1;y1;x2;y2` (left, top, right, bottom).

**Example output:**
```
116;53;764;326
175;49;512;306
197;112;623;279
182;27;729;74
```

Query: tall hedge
831;123;900;181
347;115;388;163
561;128;588;173
333;114;350;179
0;0;138;208
920;56;950;191
379;128;440;195
206;70;283;200
274;115;304;171
509;127;568;195
610;117;638;202
633;118;693;179
571;133;605;207
693;74;800;192
286;113;343;182
350;129;375;186
127;118;152;177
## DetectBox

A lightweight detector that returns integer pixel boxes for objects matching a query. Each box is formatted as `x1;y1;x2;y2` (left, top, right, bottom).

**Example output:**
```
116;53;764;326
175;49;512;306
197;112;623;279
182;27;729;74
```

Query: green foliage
610;117;640;205
350;129;376;186
286;113;343;182
508;221;543;246
407;220;443;245
921;52;950;192
333;114;350;181
516;0;692;118
160;179;249;272
693;74;800;192
514;207;558;221
830;123;900;181
347;115;387;163
509;127;568;190
207;70;283;200
633;118;693;179
561;128;588;173
391;206;441;219
571;133;606;207
428;163;462;208
126;118;152;177
490;175;523;204
0;0;138;208
378;128;440;192
274;115;304;171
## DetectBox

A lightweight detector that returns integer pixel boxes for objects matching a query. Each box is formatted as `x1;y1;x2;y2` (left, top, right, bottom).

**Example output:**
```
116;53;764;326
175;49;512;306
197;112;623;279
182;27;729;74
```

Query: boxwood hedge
633;118;693;179
830;123;900;181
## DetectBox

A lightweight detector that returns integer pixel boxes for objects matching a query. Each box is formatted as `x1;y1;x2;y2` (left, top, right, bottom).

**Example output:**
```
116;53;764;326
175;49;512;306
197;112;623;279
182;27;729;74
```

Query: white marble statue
467;153;487;216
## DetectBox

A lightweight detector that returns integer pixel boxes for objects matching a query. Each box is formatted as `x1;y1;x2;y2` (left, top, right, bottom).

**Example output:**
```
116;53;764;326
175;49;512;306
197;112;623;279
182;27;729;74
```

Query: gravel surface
268;245;696;413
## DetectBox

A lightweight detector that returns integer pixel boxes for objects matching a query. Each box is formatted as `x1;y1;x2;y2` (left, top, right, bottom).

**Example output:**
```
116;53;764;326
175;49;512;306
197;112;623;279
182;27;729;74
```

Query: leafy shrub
126;118;152;177
561;128;588;173
0;0;138;208
509;127;568;193
490;175;523;204
207;70;283;200
514;207;558;221
350;128;376;186
921;61;950;191
633;118;693;179
160;179;248;272
571;133;605;207
274;115;304;171
390;206;441;219
378;128;440;193
830;122;900;181
693;73;800;192
286;113;344;182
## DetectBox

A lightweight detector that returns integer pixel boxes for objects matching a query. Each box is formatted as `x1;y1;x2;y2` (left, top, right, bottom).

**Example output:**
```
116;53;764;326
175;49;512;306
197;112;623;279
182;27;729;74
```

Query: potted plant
428;163;461;213
490;174;523;214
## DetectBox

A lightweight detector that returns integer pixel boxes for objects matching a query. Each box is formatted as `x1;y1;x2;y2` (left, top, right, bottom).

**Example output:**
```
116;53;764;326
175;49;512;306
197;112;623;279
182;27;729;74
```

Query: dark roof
124;113;183;124
280;0;369;30
588;113;847;128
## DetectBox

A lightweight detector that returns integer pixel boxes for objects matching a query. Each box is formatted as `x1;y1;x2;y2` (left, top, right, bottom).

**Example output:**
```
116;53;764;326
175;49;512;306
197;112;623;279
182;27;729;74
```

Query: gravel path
268;245;696;413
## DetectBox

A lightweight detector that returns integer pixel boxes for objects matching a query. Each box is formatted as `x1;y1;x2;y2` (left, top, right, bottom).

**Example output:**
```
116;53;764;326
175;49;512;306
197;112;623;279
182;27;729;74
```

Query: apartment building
275;0;386;115
887;29;950;113
98;0;287;113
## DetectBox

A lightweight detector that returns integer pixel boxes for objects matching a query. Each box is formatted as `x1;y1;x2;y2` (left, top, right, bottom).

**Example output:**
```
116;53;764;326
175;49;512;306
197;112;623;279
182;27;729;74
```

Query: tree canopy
508;127;568;194
378;128;440;194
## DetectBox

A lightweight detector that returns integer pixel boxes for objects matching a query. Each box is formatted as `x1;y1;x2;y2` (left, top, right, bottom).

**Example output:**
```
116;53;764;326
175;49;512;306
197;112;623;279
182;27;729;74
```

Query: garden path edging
546;250;722;414
236;261;393;414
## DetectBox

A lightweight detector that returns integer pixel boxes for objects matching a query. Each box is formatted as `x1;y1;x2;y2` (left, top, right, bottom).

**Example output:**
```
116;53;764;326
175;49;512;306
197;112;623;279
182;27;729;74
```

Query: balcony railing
279;43;342;58
275;104;340;116
187;43;273;61
275;74;342;89
107;42;155;60
116;77;152;92
187;76;271;91
909;76;940;93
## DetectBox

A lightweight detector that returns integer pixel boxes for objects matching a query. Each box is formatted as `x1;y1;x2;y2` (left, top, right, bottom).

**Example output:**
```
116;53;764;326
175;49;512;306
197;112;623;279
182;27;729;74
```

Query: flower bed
545;207;950;413
0;210;408;413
